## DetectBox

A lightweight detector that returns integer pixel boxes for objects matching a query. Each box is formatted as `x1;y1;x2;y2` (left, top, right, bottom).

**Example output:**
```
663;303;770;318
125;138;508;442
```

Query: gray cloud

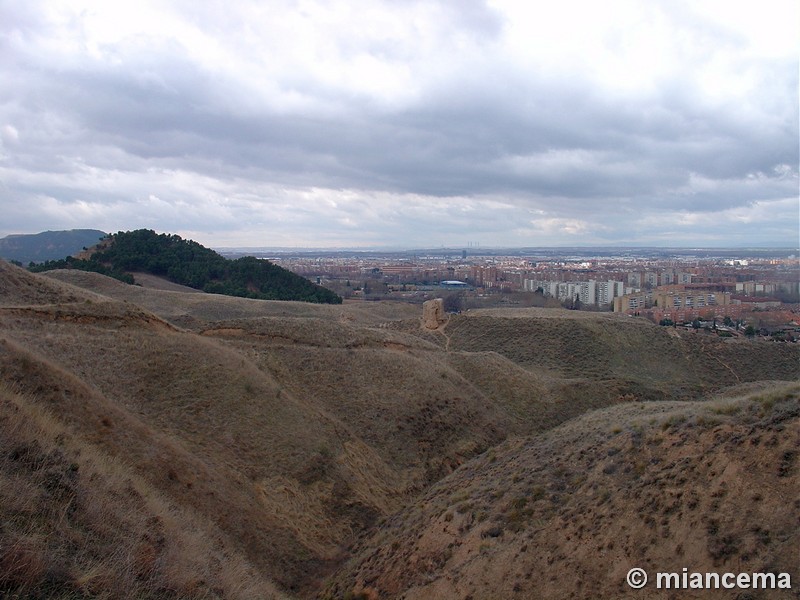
0;0;797;247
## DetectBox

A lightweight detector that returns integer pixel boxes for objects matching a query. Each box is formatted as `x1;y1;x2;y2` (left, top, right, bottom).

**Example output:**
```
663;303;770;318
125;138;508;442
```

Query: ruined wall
422;298;447;330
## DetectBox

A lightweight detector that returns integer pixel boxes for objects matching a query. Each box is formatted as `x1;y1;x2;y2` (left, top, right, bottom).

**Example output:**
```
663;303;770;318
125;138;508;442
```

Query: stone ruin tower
422;298;448;330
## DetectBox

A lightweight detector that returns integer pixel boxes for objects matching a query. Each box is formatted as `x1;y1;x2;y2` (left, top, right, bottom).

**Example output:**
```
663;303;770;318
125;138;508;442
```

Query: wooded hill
29;229;341;304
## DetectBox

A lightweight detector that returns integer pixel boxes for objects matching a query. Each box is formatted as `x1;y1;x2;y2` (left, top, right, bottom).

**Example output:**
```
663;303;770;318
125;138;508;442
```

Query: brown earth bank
323;384;800;600
0;260;798;599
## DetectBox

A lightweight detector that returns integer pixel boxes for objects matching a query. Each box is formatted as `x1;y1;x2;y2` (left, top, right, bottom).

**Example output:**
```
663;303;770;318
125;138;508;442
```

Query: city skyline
1;0;798;248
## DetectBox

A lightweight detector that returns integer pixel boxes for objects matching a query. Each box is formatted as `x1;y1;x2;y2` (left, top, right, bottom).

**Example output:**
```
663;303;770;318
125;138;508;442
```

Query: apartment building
524;279;625;306
612;292;653;313
653;290;730;310
735;281;779;295
596;280;625;305
628;269;693;287
614;288;733;321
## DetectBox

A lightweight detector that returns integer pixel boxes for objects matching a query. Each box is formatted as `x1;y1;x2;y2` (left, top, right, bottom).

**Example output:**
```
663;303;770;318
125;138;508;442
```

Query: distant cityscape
219;246;800;338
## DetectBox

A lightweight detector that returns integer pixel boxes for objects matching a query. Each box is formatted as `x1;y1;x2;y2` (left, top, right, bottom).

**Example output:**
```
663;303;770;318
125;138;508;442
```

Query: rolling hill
0;259;797;599
28;229;342;304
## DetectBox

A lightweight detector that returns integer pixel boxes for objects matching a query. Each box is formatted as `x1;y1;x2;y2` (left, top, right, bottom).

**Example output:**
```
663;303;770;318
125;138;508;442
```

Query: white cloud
1;125;19;143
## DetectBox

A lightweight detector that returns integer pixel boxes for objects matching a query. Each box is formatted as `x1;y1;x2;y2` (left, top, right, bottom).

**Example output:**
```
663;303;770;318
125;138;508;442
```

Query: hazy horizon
1;227;797;256
213;243;800;252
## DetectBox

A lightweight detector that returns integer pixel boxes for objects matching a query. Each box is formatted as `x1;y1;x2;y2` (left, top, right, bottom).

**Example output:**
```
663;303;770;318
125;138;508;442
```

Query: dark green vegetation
29;229;341;304
0;229;106;264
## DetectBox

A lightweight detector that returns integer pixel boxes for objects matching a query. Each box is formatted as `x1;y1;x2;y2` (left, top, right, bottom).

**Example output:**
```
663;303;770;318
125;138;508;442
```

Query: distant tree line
29;229;342;304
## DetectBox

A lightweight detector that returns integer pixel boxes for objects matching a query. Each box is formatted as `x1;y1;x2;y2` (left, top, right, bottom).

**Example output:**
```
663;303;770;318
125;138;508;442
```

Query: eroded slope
326;383;800;600
3;262;798;599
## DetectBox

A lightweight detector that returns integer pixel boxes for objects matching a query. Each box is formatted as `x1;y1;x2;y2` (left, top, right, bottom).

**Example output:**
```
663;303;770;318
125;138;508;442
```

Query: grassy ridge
445;312;799;399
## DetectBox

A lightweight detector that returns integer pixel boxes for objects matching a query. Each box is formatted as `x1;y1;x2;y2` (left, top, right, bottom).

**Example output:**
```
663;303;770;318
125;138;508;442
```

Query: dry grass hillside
443;310;799;399
1;262;105;306
1;260;798;599
325;382;800;600
1;264;496;595
43;269;420;327
0;382;289;600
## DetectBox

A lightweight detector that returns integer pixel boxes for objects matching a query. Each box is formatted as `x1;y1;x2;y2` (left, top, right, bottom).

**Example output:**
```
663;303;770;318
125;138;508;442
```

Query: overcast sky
1;0;797;248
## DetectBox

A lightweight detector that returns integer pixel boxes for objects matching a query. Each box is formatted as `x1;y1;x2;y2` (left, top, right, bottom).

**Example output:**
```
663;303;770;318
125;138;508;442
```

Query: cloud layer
1;0;797;247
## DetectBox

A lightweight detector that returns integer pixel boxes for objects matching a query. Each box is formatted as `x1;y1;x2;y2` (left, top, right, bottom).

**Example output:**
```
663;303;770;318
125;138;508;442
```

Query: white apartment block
524;279;625;305
735;282;778;295
627;270;692;288
596;280;625;305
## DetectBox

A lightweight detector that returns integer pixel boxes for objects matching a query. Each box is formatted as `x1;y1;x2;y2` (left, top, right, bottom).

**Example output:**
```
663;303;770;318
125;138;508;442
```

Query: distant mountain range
27;228;342;304
0;229;106;264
